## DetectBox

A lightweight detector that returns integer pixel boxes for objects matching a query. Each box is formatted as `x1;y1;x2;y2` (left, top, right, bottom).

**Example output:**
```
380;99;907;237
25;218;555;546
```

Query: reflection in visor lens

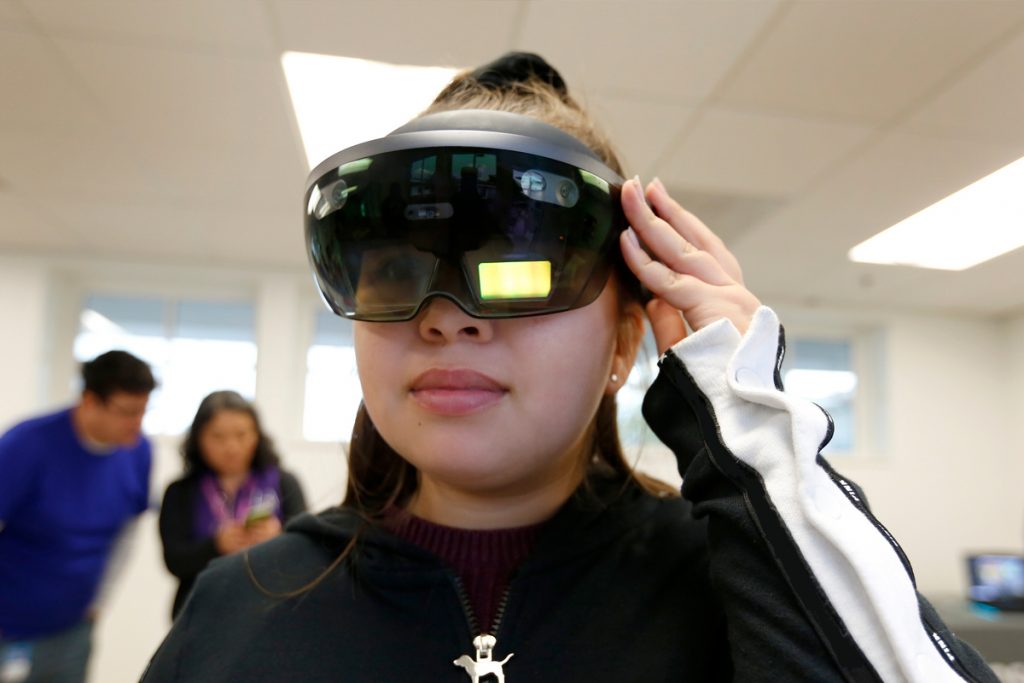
305;147;623;321
478;261;552;300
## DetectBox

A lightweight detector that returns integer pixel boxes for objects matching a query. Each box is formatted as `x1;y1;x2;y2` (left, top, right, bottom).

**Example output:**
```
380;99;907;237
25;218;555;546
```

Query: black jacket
158;469;307;618
142;308;998;682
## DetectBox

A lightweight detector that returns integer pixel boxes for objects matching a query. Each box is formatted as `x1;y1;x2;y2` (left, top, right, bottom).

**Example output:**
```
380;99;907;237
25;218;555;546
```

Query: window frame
72;292;259;436
51;264;263;433
779;319;887;460
301;302;363;443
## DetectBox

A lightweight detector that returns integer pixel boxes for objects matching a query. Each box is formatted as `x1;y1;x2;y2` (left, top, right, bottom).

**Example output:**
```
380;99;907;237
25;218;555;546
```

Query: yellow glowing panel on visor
478;261;552;299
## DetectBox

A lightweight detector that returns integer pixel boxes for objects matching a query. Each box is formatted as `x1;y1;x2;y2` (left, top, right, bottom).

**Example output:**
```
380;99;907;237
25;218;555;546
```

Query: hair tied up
469;51;569;97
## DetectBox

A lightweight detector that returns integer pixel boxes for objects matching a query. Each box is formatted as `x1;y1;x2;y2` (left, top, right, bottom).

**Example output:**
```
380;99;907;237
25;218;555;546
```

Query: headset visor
305;146;625;321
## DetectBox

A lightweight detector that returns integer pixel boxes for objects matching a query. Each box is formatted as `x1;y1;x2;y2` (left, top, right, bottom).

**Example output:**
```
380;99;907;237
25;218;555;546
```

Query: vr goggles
304;109;626;322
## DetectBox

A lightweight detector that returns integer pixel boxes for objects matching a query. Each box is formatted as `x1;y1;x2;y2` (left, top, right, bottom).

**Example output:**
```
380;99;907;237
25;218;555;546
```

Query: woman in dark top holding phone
158;390;307;618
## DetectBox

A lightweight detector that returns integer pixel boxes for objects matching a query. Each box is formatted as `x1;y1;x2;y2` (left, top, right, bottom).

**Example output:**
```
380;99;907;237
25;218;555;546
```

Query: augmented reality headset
304;109;627;322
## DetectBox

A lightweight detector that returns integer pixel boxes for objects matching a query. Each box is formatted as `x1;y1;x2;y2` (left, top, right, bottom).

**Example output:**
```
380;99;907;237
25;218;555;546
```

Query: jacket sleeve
158;479;220;581
642;306;998;683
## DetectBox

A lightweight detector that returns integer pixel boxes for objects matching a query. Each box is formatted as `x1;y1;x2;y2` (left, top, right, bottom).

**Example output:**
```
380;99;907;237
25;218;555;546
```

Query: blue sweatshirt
0;408;151;640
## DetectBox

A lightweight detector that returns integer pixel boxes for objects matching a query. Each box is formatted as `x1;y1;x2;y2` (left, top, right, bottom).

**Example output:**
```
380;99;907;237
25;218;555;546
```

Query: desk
928;594;1024;664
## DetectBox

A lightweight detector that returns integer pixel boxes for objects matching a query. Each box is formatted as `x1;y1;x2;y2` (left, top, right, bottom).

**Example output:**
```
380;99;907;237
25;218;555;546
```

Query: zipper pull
453;634;515;682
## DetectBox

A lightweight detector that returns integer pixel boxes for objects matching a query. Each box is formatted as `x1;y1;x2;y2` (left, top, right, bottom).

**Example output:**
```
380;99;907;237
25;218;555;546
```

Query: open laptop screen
967;554;1024;611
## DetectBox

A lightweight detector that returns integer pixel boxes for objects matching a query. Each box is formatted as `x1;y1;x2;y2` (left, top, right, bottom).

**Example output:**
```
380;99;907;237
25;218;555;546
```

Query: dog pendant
453;634;514;683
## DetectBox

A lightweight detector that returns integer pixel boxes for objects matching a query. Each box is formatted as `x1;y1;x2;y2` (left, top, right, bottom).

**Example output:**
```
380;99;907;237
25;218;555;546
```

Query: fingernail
625;227;641;249
652;177;666;193
633;175;645;199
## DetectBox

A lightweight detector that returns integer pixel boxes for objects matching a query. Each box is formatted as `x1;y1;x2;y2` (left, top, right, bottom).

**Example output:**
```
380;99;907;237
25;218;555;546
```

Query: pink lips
409;368;507;416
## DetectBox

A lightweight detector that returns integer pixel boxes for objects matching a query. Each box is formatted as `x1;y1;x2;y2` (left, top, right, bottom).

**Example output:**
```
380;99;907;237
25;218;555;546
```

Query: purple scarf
192;466;281;539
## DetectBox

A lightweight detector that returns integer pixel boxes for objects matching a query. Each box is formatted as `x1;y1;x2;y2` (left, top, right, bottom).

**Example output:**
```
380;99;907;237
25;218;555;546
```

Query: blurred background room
1;0;1023;679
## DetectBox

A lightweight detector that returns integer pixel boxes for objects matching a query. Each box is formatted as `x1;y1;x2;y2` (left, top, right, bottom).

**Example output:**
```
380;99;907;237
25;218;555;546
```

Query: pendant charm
453;634;514;682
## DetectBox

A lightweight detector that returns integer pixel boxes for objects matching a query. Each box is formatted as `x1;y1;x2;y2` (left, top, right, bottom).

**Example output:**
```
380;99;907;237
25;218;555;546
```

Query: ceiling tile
587;95;697;177
902;29;1024;146
765;246;1024;317
129;138;302;211
519;0;781;103
0;0;30;29
49;38;306;201
21;0;276;52
0;192;77;250
666;185;786;249
54;39;295;150
738;132;1023;273
0;28;107;137
42;201;306;267
659;106;872;196
911;248;1024;314
734;130;1024;311
0;128;154;202
716;1;1024;125
270;0;523;67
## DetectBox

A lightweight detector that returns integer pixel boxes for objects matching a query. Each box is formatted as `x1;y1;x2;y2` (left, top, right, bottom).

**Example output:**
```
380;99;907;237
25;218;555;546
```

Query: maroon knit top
387;512;542;632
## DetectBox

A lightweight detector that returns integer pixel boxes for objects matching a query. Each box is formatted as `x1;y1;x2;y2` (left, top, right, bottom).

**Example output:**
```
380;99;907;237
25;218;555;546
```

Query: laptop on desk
967;554;1024;612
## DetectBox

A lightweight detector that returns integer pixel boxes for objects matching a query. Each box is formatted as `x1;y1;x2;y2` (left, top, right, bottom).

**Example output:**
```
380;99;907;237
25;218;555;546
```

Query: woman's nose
416;297;494;344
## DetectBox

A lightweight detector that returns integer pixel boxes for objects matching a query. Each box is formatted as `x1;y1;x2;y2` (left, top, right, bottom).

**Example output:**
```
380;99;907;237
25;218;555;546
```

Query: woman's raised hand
619;177;761;354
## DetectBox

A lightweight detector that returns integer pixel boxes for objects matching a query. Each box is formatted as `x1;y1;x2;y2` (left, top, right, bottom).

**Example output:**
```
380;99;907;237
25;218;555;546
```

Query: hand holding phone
245;514;282;544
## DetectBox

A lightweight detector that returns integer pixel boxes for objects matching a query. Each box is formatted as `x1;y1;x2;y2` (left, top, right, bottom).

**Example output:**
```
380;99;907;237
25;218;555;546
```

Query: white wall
0;257;49;422
829;310;1021;595
1;254;1022;680
1003;310;1024;543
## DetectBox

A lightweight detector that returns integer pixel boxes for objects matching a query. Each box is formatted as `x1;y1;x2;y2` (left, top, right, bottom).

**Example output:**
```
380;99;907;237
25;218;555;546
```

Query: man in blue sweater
0;350;156;683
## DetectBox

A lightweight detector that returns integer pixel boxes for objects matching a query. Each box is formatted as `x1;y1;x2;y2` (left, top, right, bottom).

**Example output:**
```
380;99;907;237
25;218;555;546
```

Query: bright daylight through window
74;295;257;435
783;338;857;453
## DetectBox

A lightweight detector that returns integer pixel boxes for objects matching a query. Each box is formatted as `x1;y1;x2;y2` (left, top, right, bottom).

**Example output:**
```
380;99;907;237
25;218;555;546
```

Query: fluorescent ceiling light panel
282;52;459;169
849;155;1024;271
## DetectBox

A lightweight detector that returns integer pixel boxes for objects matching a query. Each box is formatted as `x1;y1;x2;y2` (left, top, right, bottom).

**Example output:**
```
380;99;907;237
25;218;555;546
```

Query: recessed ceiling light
281;52;459;170
849;155;1024;271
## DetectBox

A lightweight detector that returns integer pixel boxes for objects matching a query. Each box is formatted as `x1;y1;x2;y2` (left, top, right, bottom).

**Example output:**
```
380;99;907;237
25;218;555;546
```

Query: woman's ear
607;300;645;395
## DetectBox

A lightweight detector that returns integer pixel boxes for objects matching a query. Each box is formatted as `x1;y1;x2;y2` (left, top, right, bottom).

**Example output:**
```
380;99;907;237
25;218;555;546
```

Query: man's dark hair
81;350;157;401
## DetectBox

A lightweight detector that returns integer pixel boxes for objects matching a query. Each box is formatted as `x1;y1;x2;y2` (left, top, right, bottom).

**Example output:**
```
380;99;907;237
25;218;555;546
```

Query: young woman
142;54;997;682
157;390;307;619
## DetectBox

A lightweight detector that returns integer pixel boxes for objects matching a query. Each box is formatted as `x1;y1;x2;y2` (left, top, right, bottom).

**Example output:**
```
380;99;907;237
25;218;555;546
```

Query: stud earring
611;373;620;383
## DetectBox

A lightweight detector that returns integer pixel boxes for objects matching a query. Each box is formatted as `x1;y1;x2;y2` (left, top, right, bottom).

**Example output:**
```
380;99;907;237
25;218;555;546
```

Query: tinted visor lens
305;148;624;322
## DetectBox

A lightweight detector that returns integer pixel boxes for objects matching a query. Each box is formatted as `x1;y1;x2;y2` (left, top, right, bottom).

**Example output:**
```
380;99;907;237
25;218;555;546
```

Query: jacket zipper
451;574;512;638
450;574;516;677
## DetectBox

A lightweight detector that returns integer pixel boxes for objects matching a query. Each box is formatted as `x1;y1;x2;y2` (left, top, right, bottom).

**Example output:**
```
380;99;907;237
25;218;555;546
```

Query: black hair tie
470;52;568;96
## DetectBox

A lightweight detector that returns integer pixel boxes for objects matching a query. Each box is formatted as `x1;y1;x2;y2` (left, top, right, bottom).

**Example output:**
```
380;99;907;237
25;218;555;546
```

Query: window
616;328;661;448
74;295;257;435
782;338;858;454
622;329;878;458
303;310;362;442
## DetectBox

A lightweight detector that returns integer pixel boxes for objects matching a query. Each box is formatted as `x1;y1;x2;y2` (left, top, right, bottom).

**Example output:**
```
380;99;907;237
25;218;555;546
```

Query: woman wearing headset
142;54;996;682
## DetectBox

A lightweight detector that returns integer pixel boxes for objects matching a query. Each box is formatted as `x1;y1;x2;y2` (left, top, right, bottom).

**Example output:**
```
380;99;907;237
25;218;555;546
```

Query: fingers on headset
645;179;716;250
643;179;746;285
624;180;706;274
623;195;733;289
620;231;709;310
